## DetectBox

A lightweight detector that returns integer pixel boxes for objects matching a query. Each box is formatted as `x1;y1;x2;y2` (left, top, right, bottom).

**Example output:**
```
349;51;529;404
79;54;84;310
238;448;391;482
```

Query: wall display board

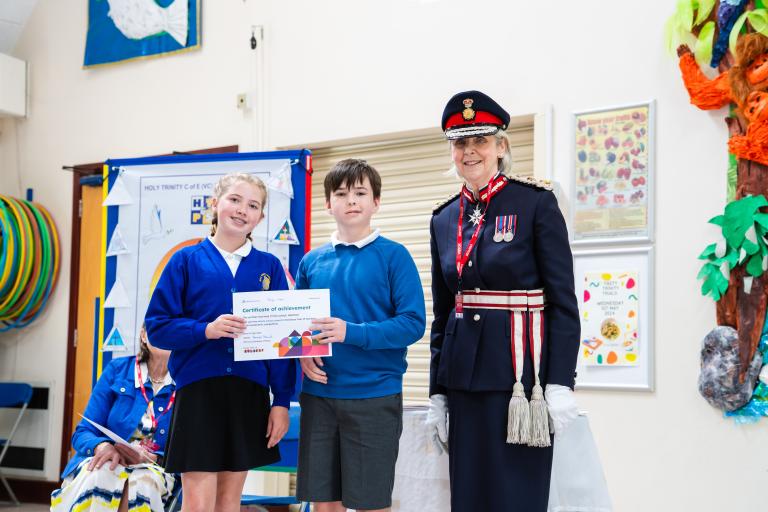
571;102;655;245
97;151;311;373
84;0;201;67
573;246;654;391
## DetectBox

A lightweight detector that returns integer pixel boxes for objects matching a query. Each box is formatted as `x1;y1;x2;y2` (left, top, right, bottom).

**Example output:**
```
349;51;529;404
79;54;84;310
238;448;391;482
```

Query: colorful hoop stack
0;195;60;331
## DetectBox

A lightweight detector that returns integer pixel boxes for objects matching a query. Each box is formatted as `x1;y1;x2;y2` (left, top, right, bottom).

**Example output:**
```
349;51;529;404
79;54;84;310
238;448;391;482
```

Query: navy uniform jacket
429;176;580;396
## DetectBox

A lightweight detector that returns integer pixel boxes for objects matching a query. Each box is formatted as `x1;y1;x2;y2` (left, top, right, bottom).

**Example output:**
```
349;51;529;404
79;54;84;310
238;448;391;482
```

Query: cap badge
462;98;476;121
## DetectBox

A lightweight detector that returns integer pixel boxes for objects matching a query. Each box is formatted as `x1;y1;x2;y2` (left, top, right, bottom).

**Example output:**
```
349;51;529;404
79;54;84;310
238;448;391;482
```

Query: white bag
548;413;613;512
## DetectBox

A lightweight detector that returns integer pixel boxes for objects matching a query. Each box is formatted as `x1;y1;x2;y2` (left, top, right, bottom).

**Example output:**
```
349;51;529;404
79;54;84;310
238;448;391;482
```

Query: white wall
1;0;764;508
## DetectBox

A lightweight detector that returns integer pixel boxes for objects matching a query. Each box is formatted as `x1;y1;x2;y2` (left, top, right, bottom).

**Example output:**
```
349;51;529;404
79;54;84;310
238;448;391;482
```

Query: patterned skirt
51;459;175;512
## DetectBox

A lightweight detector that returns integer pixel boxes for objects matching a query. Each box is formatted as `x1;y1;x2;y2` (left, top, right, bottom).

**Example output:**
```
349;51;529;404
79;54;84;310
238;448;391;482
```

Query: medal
504;214;517;242
493;216;503;242
468;205;484;226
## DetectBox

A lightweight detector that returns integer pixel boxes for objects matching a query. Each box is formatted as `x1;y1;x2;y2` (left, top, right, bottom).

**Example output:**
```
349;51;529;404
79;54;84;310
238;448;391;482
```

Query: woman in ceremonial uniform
425;90;581;511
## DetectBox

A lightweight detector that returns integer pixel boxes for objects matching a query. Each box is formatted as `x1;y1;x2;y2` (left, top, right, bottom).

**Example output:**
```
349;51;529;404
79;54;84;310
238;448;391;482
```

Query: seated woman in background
52;326;176;512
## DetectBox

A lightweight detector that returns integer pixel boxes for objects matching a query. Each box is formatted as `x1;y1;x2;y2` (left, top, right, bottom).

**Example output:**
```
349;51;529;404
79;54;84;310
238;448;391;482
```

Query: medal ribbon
456;174;507;277
135;356;176;431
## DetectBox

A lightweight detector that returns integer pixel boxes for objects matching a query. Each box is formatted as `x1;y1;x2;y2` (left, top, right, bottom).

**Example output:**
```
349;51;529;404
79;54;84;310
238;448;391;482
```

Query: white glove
545;384;579;436
425;394;449;455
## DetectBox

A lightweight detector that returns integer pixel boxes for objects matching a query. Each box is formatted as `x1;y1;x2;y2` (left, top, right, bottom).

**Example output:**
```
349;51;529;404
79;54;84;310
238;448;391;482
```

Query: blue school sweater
296;234;426;399
145;238;295;407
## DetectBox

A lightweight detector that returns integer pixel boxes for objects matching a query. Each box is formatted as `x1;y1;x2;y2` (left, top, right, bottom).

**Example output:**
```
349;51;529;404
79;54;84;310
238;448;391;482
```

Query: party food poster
580;270;639;367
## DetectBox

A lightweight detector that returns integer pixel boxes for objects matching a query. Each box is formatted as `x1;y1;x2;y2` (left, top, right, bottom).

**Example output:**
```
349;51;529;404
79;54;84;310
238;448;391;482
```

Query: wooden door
71;183;103;436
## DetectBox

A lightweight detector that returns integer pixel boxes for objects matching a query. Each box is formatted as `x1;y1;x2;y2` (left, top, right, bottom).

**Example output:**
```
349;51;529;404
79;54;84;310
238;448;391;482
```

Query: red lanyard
454;174;507;318
135;356;176;430
455;174;507;277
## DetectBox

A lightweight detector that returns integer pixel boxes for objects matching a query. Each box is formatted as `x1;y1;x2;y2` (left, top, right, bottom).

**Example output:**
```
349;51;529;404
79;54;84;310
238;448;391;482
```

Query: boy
295;158;426;512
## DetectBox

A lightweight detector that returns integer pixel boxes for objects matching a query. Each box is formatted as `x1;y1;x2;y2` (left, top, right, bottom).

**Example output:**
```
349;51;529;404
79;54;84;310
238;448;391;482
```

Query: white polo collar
208;236;252;258
134;361;174;389
330;228;380;249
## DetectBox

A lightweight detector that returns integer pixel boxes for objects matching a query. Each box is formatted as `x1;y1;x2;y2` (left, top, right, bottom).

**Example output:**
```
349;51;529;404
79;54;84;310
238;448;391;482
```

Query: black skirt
163;376;281;473
447;389;554;511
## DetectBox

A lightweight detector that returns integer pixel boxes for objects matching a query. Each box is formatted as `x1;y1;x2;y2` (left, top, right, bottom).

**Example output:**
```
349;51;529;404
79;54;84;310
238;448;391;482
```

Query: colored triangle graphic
270;217;300;245
106;226;130;256
103;325;127;352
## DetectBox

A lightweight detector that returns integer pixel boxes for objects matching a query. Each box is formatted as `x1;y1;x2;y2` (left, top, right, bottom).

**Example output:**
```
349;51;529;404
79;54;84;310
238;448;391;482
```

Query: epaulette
432;191;460;214
506;174;553;191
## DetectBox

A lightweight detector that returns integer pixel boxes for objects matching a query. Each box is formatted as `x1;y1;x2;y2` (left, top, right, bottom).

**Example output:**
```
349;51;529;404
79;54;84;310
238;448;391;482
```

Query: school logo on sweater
259;273;271;290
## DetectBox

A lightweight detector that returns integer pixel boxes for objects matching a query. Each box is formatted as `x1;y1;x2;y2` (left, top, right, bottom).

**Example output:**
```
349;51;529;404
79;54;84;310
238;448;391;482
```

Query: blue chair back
0;383;33;408
260;406;300;472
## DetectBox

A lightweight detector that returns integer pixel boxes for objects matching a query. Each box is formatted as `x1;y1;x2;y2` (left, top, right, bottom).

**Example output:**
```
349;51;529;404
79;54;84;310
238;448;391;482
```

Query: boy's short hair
323;159;382;201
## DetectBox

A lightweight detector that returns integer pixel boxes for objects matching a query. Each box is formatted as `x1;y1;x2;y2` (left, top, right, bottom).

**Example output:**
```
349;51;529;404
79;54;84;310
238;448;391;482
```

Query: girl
146;173;295;512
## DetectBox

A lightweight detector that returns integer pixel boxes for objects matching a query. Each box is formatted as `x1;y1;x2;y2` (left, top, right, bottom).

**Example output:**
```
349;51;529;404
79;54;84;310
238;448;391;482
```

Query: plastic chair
0;383;33;506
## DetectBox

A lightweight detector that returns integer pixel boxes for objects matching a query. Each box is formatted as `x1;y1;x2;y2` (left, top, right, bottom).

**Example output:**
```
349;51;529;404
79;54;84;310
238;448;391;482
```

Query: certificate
233;289;332;361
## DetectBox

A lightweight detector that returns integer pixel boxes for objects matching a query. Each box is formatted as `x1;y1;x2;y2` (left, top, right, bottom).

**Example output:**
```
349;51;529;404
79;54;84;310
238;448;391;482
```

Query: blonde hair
210;172;268;238
446;130;514;179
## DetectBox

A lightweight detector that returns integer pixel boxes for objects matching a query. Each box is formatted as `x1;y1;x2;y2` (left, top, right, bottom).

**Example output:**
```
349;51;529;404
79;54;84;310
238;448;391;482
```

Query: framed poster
571;101;655;245
573;246;654;391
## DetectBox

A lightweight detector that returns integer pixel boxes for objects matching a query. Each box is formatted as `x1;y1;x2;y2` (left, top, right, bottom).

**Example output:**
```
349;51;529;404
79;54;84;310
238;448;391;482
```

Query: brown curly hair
729;33;768;109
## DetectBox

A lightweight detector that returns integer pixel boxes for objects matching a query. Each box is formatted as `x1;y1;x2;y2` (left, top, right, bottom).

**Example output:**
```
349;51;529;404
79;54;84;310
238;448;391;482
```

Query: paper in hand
79;414;154;463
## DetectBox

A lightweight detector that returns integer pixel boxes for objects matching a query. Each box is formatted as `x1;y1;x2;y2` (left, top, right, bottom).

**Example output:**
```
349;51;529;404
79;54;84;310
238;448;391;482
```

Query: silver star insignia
468;205;484;226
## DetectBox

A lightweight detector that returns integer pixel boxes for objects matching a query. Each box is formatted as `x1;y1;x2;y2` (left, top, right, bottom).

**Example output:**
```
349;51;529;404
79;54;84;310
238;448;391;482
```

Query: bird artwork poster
84;0;200;67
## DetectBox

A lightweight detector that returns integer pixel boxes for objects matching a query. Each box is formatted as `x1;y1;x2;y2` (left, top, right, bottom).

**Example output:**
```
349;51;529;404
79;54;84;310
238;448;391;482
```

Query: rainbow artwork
580;271;639;366
274;329;330;357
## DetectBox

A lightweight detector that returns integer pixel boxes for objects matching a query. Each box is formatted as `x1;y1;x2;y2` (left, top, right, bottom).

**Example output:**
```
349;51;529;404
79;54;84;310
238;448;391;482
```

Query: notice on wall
580;271;639;366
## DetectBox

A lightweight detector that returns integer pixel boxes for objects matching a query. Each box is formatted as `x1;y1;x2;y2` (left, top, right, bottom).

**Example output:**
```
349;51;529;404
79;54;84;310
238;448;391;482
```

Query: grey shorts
296;392;403;510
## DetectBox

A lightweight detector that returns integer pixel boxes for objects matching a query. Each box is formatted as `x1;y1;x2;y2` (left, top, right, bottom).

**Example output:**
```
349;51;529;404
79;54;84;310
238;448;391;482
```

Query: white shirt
208;236;252;276
330;228;381;249
133;361;174;391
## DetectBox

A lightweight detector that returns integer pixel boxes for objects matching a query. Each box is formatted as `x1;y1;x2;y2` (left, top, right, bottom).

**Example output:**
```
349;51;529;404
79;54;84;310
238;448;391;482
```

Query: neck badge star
468;205;484;226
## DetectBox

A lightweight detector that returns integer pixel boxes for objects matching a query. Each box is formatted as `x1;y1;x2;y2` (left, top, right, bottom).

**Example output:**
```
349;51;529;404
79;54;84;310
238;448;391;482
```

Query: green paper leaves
666;0;724;56
723;195;767;247
695;0;716;26
698;195;768;301
666;0;702;54
698;261;730;301
749;9;768;36
731;11;750;58
695;21;715;66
